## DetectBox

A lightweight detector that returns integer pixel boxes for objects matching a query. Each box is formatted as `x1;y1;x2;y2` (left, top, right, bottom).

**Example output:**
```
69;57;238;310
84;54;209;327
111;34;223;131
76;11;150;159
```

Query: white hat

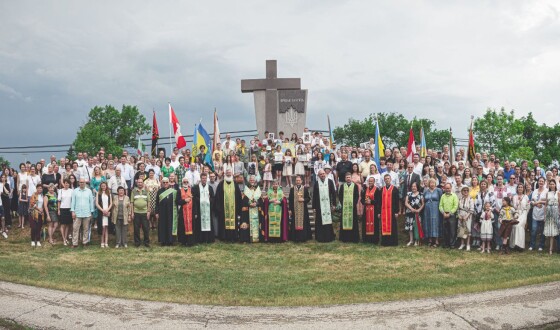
324;164;332;170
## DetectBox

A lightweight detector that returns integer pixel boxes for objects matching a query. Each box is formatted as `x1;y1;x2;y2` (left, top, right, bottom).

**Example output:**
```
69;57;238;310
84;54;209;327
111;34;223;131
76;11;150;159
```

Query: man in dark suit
403;163;421;197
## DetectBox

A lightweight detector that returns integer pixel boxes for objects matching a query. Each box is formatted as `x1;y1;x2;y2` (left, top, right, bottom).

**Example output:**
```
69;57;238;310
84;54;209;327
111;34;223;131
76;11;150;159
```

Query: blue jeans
530;220;545;249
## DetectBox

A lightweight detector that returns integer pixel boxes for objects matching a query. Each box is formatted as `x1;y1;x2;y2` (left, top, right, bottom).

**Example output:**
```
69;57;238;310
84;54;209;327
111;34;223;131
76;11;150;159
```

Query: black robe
379;184;400;246
288;185;312;242
177;187;196;246
312;179;337;243
361;185;382;244
338;183;360;243
239;194;264;243
215;180;242;242
155;187;177;246
192;184;215;244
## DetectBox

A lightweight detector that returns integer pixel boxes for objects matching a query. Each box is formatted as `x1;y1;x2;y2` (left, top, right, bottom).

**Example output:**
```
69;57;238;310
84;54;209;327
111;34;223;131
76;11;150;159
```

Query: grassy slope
0;220;559;306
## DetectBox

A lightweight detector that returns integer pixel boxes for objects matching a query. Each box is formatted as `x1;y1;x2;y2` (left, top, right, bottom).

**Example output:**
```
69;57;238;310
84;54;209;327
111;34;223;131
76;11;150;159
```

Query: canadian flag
406;127;416;163
169;104;186;149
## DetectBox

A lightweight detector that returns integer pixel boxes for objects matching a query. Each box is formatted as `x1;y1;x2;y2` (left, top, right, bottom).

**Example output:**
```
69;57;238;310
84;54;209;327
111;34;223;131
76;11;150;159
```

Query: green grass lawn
0;220;559;307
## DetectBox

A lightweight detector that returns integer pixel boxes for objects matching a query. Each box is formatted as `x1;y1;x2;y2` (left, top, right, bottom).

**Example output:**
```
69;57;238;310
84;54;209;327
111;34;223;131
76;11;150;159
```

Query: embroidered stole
294;186;305;231
381;185;394;236
223;182;236;230
244;186;262;242
199;184;211;232
180;187;193;235
318;180;332;225
342;183;355;230
365;186;376;235
268;188;283;238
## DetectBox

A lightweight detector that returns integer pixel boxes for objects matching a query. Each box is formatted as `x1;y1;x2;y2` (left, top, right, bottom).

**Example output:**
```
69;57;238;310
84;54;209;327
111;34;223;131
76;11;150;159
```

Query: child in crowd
480;202;494;254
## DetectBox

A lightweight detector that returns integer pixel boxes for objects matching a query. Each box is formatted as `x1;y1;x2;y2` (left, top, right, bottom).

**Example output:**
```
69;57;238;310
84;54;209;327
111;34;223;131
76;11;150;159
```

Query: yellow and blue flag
196;123;214;170
374;119;385;168
420;127;427;157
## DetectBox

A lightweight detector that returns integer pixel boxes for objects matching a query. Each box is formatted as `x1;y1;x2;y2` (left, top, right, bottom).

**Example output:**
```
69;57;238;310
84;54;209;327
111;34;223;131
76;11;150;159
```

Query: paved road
0;281;559;329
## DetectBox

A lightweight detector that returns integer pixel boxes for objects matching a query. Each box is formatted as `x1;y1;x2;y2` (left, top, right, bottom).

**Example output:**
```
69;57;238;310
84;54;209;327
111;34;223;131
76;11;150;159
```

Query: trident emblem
286;106;298;127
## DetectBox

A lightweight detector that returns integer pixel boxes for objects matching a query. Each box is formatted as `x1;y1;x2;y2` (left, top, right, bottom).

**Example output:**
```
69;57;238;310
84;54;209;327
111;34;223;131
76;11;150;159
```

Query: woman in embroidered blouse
510;183;530;250
405;181;424;246
462;168;473;187
457;186;474;251
543;180;559;254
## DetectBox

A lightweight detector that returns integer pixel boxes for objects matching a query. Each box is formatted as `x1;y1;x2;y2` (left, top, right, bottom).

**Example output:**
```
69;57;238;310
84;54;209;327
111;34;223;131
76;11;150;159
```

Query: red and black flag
151;111;159;157
468;115;476;165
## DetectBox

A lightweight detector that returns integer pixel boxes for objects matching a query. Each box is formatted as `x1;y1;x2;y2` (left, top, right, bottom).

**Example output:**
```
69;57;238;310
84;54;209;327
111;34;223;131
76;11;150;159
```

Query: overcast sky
1;1;559;165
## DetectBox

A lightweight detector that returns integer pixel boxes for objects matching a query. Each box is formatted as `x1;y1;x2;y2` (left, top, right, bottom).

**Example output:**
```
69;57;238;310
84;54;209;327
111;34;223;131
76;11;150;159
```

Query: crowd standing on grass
1;129;560;255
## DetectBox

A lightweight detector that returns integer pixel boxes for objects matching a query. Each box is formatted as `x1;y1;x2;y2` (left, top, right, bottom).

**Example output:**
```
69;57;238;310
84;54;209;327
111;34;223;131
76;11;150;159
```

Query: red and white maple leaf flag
169;104;186;149
406;127;416;163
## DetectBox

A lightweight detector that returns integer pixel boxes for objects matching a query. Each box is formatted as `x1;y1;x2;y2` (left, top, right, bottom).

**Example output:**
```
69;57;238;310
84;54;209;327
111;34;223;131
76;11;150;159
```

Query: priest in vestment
263;180;289;243
155;177;178;246
215;169;242;242
289;176;311;242
312;169;336;242
191;172;215;244
338;172;360;242
380;174;400;246
177;177;196;246
361;177;381;244
239;175;264;243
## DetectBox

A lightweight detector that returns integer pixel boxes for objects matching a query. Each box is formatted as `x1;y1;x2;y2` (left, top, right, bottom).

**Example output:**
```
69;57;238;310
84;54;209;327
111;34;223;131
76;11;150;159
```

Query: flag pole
168;102;173;156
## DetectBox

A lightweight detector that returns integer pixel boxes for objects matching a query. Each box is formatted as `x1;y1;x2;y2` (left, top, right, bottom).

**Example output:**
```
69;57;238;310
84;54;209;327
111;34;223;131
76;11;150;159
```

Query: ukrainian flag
196;123;214;170
374;119;385;168
420;127;427;157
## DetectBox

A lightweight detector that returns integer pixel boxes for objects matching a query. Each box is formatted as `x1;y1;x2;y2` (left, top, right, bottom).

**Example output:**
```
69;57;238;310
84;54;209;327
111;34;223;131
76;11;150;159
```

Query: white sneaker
466;245;471;251
115;244;120;249
31;241;36;247
37;242;42;247
495;246;500;251
124;244;128;248
529;247;533;251
2;232;7;239
458;244;465;250
406;241;413;247
538;248;543;252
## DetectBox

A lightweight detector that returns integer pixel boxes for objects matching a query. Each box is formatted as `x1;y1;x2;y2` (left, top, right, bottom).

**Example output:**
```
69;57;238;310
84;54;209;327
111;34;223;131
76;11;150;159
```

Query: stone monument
241;60;308;138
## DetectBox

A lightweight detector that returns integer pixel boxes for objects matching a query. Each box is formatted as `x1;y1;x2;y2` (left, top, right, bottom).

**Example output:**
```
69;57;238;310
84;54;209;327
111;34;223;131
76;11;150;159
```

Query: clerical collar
347;183;351;186
385;185;391;188
297;185;301;189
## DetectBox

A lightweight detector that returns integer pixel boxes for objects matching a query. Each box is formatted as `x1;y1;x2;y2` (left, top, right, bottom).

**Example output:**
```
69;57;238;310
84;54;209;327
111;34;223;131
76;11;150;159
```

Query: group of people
1;129;559;254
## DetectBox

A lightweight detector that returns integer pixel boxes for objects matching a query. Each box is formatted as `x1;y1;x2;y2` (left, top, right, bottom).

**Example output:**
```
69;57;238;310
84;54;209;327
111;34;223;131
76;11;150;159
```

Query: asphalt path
0;281;559;329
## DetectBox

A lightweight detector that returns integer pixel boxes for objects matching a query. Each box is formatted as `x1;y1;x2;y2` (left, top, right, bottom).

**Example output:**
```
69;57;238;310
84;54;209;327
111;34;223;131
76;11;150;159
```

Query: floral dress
405;192;423;231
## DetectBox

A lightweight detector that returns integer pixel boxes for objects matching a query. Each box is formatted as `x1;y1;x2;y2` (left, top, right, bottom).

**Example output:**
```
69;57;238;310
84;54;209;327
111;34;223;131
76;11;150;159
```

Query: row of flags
137;104;220;170
374;116;476;169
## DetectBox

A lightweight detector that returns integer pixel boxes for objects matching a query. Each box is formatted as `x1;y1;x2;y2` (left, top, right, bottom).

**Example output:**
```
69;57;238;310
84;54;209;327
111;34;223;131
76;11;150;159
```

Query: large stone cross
241;60;307;138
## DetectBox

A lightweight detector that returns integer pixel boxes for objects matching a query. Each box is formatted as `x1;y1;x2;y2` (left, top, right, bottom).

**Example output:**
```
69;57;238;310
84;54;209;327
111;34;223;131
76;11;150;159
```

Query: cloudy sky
1;1;559;164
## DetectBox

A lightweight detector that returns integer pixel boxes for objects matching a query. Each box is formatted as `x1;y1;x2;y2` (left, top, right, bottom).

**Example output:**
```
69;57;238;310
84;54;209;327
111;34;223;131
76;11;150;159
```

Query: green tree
0;156;10;168
538;123;560;166
473;108;525;160
70;105;150;158
333;112;454;150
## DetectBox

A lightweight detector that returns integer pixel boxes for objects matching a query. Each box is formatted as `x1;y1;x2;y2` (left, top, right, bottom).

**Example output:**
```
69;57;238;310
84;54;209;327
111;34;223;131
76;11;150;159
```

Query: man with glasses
70;178;94;248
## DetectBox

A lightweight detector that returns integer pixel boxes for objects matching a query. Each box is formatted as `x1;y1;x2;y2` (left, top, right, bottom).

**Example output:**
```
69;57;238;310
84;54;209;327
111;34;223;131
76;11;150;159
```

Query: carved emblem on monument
285;106;298;127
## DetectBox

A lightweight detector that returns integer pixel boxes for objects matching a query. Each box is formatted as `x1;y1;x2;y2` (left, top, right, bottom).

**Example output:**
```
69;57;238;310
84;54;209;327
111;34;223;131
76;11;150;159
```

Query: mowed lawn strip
0;225;559;306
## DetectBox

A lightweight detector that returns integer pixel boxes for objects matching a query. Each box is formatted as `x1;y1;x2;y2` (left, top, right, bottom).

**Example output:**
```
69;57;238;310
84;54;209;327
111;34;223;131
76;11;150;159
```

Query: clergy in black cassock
239;175;264;243
215;169;242;242
192;173;215;244
361;177;381;244
379;174;400;246
312;169;337;243
338;173;360;243
155;177;177;246
289;176;312;242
